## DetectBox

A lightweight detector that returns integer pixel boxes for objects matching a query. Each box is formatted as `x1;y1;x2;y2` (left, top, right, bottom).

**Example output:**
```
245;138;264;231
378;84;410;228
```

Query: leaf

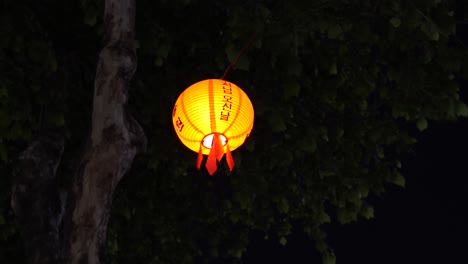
226;44;250;71
209;247;219;257
376;147;384;159
390;17;401;28
319;170;335;178
300;137;317;153
49;55;58;72
360;204;374;219
323;253;336;264
317;209;331;224
232;249;243;259
233;55;250;71
283;80;301;99
421;22;440;41
268;113;287;132
329;63;338;75
421;47;433;64
154;57;163;66
337;208;357;224
396;160;402;169
0;85;8;98
108;238;119;254
285;56;302;76
225;44;237;63
430;30;440;41
279;236;287;246
416;118;428;131
238;193;249;210
327;24;342;39
157;43;171;59
278;197;289;214
230;211;240;223
389;172;406;187
456;102;468;117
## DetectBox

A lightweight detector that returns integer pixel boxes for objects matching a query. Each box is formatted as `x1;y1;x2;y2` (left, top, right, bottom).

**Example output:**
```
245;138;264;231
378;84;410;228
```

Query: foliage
1;0;467;263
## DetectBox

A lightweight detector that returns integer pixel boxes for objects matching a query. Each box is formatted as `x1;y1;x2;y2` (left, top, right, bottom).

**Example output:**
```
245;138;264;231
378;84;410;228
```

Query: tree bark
63;0;146;263
12;0;145;263
11;131;65;264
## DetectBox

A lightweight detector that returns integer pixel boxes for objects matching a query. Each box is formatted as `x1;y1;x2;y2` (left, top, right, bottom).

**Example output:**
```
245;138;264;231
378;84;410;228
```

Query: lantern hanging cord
220;32;257;80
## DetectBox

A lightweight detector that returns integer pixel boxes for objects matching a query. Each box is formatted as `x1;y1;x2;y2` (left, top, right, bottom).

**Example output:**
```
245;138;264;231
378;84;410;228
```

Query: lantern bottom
202;133;227;149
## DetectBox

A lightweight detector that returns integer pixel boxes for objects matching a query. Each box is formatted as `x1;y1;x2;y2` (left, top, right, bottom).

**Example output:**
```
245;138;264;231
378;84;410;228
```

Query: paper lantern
172;79;254;175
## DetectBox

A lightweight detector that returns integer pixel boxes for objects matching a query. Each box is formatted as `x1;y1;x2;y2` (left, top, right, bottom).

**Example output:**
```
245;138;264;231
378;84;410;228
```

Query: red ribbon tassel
206;134;224;176
226;144;235;171
196;143;203;170
213;134;224;162
206;149;217;176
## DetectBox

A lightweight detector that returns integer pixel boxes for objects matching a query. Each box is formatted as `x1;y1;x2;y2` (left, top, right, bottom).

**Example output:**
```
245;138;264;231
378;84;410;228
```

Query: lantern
172;79;254;175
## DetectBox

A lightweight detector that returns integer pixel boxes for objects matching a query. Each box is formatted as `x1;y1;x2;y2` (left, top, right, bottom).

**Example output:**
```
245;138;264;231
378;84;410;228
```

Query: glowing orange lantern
172;79;254;175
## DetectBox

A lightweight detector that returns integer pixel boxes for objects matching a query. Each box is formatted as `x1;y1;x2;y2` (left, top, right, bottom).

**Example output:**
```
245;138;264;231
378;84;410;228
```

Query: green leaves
327;24;343;39
337;207;358;224
329;63;338;75
268;112;287;132
360;204;374;220
390;17;402;28
323;253;336;264
388;172;406;187
300;137;317;153
456;102;468;117
225;44;250;71
317;209;331;224
0;85;8;99
283;55;302;76
278;197;290;214
416;118;428;131
279;236;287;246
283;80;301;99
420;21;440;41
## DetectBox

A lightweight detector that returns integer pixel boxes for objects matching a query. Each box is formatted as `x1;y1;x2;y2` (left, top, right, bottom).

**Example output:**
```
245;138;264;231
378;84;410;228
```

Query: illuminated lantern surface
172;79;254;175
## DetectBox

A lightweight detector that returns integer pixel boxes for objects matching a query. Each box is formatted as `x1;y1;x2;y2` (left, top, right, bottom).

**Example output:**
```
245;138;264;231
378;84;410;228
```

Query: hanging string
220;32;257;80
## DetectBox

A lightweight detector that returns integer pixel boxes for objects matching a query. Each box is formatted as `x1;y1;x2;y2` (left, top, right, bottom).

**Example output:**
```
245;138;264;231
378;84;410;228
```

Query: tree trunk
64;0;145;263
11;131;65;264
12;0;146;263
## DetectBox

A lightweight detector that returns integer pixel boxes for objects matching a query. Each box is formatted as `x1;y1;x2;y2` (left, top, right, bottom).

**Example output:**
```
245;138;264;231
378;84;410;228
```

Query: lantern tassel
206;148;217;176
206;134;224;176
226;144;235;171
213;134;225;161
196;143;203;170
